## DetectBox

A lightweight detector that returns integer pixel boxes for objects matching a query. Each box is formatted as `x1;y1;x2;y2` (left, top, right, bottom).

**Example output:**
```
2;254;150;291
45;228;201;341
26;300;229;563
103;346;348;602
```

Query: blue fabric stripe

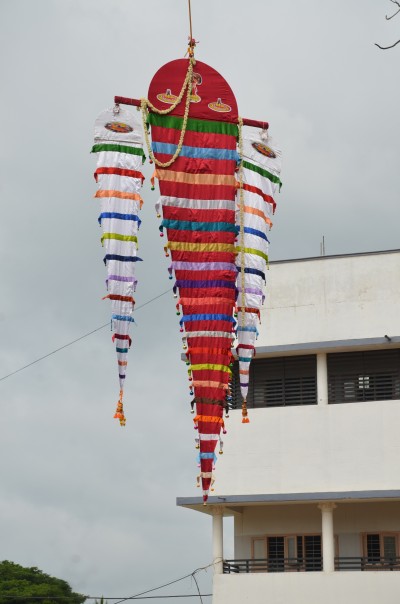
242;267;266;280
180;314;236;324
104;254;143;264
152;141;239;161
238;357;252;362
116;347;129;353
243;227;270;243
237;326;258;333
112;315;134;322
98;212;141;225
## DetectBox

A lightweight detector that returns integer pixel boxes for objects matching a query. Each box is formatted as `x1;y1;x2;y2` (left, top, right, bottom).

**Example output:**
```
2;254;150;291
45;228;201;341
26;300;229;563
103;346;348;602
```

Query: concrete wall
259;251;400;346
215;400;400;495
214;572;400;604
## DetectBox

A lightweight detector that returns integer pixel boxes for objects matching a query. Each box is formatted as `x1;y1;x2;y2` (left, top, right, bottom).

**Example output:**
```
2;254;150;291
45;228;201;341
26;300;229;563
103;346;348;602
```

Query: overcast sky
0;0;399;599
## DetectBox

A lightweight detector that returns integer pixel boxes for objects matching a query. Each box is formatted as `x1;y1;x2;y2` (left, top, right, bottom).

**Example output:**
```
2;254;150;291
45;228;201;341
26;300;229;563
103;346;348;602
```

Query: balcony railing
223;558;322;573
223;557;400;573
335;557;400;571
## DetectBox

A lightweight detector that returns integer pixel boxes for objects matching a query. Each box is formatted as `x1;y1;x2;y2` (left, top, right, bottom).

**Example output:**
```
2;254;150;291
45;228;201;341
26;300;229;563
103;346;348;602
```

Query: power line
112;563;214;604
0;595;213;601
0;289;171;383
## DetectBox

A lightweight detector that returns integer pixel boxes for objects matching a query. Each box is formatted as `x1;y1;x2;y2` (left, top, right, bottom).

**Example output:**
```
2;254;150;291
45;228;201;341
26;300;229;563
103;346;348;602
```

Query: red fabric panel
174;270;237;282
154;154;236;176
171;251;236;263
166;229;236;244
159;181;236;201
162;206;235;223
147;58;238;122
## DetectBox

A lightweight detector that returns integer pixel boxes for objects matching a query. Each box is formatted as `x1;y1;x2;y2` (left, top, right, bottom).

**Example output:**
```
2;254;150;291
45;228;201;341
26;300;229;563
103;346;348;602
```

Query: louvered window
230;355;317;409
328;349;400;404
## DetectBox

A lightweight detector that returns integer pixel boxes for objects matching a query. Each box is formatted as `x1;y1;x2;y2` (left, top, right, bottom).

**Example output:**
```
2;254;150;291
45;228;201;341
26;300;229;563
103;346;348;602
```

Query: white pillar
318;503;336;572
212;507;224;574
317;353;328;406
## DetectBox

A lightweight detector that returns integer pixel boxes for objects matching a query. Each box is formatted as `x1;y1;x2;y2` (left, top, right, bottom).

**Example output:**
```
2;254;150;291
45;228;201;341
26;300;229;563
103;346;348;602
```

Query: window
230;355;317;409
251;534;322;572
363;533;399;565
328;349;400;404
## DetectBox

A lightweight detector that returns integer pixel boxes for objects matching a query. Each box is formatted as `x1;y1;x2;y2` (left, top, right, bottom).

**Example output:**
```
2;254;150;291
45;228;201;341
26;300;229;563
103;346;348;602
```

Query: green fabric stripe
148;113;238;137
91;144;145;157
236;247;269;262
101;233;138;244
242;160;282;187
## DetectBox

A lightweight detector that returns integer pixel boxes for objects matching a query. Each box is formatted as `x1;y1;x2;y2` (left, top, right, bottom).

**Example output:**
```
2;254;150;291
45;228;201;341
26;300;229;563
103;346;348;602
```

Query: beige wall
215;399;400;496
214;572;400;604
259;251;400;346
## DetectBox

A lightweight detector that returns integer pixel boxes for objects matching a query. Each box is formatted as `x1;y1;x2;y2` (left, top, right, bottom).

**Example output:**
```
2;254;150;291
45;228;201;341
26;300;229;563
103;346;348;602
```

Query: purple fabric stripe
240;381;249;387
107;275;137;282
172;261;237;271
244;287;263;296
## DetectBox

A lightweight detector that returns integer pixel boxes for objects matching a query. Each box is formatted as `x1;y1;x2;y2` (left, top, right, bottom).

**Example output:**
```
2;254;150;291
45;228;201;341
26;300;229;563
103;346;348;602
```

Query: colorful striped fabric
92;107;145;425
235;132;282;407
151;111;239;502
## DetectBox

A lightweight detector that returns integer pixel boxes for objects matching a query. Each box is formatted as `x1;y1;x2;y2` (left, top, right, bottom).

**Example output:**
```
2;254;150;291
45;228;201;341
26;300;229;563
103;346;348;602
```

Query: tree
0;560;87;604
375;0;400;49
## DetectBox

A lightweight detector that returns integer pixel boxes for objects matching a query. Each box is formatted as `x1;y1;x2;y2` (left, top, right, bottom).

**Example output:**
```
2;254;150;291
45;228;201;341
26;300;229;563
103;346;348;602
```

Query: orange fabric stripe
95;190;144;208
192;380;229;389
239;370;249;375
244;204;272;226
156;169;236;187
194;415;224;424
118;361;128;366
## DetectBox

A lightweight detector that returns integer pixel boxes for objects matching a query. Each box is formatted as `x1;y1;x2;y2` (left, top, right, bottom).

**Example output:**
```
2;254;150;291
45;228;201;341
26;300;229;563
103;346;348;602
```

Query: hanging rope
140;59;194;168
188;0;193;43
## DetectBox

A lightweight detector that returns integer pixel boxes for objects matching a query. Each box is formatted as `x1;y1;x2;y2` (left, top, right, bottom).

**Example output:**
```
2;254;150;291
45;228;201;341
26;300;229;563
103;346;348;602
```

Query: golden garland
237;117;249;423
140;58;194;169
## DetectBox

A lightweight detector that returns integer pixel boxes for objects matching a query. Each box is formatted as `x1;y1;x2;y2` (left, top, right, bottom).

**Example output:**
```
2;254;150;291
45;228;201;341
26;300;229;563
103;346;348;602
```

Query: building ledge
177;490;400;514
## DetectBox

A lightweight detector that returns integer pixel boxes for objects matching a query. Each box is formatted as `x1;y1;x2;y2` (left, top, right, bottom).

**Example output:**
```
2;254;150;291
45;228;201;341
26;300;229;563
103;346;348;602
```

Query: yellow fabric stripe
191;364;232;373
167;242;236;252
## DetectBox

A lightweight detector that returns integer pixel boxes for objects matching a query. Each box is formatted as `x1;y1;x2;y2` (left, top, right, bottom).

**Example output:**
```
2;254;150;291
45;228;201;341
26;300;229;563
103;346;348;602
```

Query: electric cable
0;288;171;383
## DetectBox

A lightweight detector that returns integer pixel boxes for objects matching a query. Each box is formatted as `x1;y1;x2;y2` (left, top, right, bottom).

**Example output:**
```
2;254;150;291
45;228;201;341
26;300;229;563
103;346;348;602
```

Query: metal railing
223;557;400;573
223;558;322;573
335;557;400;571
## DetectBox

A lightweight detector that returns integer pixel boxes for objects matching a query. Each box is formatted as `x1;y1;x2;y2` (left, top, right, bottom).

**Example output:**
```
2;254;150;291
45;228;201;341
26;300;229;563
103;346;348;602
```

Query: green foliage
0;560;87;604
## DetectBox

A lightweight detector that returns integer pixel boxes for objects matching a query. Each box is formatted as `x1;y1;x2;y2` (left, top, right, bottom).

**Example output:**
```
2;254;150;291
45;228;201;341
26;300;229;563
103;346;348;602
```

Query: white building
177;249;400;604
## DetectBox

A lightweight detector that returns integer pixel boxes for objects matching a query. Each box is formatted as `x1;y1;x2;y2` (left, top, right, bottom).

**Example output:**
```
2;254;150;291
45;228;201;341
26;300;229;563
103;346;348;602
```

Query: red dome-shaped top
147;58;238;123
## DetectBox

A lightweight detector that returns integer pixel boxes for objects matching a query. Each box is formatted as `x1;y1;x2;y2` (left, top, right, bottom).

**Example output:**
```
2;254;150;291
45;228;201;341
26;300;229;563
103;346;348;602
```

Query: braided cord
141;59;194;169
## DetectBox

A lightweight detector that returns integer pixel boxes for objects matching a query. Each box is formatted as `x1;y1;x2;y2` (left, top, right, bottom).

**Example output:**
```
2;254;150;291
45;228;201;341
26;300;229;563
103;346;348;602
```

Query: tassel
114;390;126;426
242;400;250;423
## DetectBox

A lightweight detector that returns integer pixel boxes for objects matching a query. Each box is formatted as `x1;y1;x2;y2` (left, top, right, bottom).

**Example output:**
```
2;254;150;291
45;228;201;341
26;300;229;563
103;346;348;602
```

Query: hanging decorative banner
143;58;240;502
91;32;282;501
235;128;282;421
91;106;145;425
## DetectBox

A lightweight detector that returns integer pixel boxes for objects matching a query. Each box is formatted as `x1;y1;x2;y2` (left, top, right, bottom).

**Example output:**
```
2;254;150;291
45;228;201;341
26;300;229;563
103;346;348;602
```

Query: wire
112;562;214;604
191;572;203;604
0;288;171;383
0;595;213;601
